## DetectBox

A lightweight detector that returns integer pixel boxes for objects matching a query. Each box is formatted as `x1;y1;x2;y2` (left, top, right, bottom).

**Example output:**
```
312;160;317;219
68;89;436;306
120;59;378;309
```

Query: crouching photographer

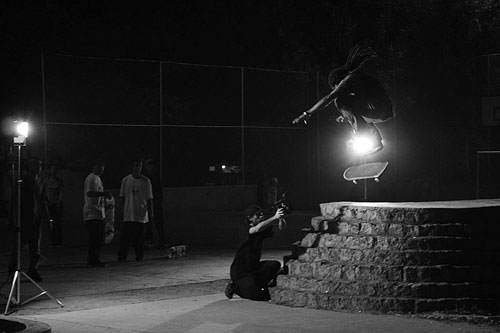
225;204;286;301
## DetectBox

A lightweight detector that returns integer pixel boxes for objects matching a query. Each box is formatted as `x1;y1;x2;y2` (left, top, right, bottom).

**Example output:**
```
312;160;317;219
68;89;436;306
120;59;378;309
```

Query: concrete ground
0;244;499;333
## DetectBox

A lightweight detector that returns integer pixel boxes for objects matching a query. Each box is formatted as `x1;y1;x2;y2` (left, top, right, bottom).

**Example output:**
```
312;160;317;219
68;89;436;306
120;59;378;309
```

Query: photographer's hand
249;208;284;234
274;208;285;220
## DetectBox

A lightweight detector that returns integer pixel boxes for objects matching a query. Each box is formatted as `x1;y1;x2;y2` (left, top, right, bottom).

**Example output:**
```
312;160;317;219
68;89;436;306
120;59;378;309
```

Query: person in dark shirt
293;45;393;155
41;164;64;247
8;157;44;282
225;205;285;301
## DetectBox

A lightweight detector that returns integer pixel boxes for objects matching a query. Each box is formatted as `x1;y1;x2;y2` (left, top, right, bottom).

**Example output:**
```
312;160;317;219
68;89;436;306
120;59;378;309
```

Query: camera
272;193;293;215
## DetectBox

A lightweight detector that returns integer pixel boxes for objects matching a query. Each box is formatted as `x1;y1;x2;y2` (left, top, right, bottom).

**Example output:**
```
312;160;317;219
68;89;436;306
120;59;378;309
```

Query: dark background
2;0;500;208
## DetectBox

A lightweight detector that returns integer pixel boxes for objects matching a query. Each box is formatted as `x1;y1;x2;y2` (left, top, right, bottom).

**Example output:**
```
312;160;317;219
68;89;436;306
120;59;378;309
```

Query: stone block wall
271;200;500;314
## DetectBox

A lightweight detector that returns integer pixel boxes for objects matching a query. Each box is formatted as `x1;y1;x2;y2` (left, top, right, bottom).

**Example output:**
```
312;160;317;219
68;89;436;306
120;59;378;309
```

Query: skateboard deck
343;161;388;184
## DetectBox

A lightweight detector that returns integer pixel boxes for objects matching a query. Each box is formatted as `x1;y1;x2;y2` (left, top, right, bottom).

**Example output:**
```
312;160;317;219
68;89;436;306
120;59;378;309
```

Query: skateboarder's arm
293;74;356;124
249;208;284;234
293;90;336;124
308;89;338;114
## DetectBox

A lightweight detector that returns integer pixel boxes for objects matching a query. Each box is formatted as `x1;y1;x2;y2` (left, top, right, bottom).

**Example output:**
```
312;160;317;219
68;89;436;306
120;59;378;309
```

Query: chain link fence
42;54;317;205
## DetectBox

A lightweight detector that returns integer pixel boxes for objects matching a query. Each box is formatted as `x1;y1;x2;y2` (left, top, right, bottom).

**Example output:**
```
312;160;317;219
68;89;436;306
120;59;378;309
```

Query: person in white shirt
83;159;111;267
117;160;153;262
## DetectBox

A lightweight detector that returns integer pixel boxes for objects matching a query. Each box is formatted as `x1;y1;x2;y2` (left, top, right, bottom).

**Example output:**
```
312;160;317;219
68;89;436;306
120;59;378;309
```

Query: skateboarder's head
329;45;377;89
328;67;348;89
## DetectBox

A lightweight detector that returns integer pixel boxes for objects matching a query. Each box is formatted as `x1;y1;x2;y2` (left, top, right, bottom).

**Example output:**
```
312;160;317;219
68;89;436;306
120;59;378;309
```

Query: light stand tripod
0;135;63;315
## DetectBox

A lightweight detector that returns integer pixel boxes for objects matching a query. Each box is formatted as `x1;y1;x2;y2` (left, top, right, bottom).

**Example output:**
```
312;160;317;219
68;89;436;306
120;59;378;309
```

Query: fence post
241;67;245;185
159;61;164;183
41;53;48;166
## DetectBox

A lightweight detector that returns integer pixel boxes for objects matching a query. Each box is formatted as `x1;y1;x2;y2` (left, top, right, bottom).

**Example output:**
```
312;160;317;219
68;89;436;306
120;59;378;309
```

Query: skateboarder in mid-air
293;45;394;155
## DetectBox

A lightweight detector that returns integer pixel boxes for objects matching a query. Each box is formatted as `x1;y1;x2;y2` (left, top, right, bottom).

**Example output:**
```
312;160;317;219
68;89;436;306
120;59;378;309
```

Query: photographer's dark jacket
230;222;273;280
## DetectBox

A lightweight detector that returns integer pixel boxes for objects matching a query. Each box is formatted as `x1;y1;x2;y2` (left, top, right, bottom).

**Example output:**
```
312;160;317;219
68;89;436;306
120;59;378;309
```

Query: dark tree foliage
2;0;500;197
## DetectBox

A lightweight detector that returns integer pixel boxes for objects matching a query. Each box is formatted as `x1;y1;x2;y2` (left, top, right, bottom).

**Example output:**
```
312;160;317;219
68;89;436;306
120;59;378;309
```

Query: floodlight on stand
16;121;29;137
1;119;63;314
13;121;29;145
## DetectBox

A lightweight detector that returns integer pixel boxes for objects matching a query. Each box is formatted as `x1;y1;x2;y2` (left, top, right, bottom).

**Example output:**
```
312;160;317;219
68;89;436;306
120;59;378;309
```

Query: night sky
2;1;500;202
1;1;496;68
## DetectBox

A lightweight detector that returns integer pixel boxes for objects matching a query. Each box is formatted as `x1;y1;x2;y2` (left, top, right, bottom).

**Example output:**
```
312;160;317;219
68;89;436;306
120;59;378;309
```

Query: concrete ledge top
321;199;500;209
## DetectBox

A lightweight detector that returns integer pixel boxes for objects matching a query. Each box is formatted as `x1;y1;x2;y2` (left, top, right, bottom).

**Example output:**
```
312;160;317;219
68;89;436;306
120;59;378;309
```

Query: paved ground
0;245;499;332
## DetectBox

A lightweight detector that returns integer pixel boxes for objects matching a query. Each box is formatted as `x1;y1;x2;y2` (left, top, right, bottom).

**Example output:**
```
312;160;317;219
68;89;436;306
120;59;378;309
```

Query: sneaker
367;140;384;155
277;266;289;275
225;280;236;299
27;270;43;282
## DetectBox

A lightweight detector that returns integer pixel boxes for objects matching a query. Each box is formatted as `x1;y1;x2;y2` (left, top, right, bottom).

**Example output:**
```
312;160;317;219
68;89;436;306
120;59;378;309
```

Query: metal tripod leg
2;269;64;315
4;271;21;314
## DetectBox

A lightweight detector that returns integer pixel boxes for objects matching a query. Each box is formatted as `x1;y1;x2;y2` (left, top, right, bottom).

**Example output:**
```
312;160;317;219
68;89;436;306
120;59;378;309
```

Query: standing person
0;159;13;228
83;159;110;267
117;159;153;262
42;164;63;247
143;158;167;249
225;205;285;301
258;174;279;210
293;45;393;155
8;157;44;282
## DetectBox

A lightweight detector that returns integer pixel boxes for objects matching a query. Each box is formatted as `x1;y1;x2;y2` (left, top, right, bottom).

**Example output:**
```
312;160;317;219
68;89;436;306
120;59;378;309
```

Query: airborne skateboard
343;161;388;184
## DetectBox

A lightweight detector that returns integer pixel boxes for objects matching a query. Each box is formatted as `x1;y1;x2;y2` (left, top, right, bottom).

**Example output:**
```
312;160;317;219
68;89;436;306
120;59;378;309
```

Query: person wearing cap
225;204;285;301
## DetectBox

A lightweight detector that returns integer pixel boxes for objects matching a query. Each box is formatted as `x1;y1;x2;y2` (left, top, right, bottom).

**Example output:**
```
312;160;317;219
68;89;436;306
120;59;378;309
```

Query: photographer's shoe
277;265;289;275
267;278;277;288
225;280;237;299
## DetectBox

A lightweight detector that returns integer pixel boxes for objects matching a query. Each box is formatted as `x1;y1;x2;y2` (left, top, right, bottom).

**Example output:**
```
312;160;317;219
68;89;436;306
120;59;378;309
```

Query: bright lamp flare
15;121;29;138
352;136;374;155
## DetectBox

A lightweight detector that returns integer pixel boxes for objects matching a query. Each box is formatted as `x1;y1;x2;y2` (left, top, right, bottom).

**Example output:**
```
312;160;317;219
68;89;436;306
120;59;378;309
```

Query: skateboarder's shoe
367;139;384;155
225;280;237;299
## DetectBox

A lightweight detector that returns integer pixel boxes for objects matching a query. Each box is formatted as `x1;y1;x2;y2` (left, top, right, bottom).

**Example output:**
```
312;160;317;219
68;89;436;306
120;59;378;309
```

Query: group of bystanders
83;158;167;267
